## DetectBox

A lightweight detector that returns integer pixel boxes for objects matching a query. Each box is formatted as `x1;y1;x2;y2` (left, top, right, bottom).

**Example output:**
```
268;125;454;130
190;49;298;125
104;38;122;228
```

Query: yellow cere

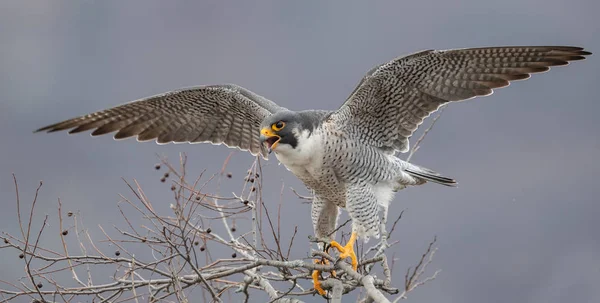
260;127;276;137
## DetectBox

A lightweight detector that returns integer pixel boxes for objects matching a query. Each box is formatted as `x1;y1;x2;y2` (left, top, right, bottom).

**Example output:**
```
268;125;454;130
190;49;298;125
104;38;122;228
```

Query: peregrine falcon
36;46;590;295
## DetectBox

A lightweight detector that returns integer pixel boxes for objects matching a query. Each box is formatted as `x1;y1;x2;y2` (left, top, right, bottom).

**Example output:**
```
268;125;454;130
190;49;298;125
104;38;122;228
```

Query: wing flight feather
35;84;286;158
330;46;591;153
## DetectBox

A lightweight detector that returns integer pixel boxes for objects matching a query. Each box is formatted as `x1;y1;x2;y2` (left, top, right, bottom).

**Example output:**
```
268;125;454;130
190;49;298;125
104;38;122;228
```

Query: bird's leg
312;260;326;295
312;233;358;295
312;258;335;295
312;247;336;296
330;232;358;271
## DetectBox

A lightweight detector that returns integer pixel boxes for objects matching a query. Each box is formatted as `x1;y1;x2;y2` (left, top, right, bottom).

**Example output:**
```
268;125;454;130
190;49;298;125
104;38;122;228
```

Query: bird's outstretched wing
35;84;286;158
329;46;591;153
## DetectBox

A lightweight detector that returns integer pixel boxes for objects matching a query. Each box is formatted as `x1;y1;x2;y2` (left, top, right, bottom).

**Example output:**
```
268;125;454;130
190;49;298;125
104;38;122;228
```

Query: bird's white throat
273;129;322;168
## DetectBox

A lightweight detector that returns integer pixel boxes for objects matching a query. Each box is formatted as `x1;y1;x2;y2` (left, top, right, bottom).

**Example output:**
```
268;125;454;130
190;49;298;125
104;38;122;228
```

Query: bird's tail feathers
405;164;457;187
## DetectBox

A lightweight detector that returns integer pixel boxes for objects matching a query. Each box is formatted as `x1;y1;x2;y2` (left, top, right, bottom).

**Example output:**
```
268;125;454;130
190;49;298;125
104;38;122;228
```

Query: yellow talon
312;252;338;295
312;260;326;295
313;234;358;296
312;271;326;295
329;232;358;270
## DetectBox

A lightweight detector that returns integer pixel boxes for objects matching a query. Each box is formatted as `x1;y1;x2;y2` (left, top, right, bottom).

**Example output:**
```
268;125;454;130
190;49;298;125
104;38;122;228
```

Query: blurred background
1;0;598;302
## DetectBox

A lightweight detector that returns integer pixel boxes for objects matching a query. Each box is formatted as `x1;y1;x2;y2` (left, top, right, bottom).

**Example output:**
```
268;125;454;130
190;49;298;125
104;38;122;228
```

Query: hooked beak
260;128;281;153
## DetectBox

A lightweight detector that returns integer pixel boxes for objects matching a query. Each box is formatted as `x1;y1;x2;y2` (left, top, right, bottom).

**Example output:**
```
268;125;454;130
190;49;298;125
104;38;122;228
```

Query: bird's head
259;111;303;153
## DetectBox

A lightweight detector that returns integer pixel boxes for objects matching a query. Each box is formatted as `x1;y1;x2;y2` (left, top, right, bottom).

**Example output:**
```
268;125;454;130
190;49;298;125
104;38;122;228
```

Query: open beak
260;128;281;153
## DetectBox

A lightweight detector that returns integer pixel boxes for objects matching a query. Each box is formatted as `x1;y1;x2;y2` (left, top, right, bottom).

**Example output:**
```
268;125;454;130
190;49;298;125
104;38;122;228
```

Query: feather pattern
331;46;591;152
35;84;286;158
36;45;590;243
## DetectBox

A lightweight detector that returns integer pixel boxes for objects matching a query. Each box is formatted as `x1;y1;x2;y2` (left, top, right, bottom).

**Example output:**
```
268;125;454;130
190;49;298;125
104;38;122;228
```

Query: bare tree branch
2;155;440;302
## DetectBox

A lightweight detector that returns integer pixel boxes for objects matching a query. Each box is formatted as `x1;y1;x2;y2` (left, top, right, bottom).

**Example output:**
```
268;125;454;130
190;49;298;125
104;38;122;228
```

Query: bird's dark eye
272;121;285;131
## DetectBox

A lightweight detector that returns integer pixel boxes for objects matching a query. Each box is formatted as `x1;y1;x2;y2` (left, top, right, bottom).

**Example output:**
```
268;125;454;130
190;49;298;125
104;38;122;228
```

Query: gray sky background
1;1;599;302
